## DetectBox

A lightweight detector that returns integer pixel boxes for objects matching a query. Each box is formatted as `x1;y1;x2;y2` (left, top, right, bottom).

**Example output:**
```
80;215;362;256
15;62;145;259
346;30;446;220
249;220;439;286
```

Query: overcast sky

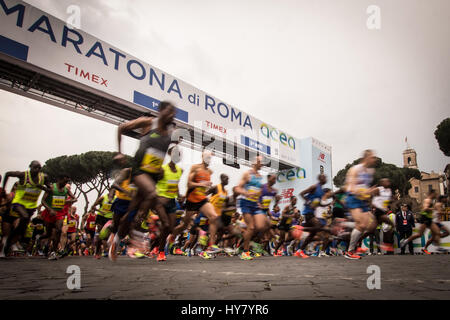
1;0;449;210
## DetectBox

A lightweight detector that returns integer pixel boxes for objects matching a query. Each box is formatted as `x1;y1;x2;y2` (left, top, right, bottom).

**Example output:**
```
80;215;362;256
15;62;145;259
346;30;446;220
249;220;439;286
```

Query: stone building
403;147;446;204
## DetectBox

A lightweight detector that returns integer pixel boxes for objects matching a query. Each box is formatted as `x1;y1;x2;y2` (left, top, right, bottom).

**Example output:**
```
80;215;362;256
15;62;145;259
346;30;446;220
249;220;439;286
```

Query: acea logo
277;167;306;183
260;124;296;149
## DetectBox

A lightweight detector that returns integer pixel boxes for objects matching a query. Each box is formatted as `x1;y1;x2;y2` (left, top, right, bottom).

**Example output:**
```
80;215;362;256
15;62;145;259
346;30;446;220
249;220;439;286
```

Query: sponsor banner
274;137;332;211
0;0;299;166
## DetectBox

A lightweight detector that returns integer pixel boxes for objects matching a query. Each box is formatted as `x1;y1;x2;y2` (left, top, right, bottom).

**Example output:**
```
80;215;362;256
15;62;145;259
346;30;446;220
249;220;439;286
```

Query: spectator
395;204;415;255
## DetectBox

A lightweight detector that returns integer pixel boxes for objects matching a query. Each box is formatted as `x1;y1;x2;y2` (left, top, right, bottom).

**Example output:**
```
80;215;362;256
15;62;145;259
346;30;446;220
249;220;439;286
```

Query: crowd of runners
0;101;448;261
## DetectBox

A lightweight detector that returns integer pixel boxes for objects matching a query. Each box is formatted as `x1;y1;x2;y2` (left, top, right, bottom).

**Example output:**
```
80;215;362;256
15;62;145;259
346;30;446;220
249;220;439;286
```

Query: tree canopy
333;157;421;196
434;117;450;157
43;151;133;214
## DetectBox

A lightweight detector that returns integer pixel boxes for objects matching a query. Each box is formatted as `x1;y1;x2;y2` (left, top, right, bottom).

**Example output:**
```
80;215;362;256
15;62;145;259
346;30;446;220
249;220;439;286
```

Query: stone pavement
0;254;449;299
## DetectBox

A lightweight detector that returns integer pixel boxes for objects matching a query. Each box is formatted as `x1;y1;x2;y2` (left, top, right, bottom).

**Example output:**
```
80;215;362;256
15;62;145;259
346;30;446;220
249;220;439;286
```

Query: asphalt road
0;254;449;300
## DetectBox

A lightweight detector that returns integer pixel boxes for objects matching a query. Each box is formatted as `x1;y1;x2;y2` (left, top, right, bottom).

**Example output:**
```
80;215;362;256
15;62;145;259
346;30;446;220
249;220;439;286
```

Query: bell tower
403;148;418;169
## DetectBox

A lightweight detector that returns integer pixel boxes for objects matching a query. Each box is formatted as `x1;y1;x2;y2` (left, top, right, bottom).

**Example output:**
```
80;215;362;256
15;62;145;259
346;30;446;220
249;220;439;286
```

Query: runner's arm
66;188;78;203
90;197;103;212
40;191;53;213
1;171;24;192
111;168;131;194
206;185;218;196
299;184;316;201
187;166;207;189
234;171;250;196
344;167;358;194
117;117;153;154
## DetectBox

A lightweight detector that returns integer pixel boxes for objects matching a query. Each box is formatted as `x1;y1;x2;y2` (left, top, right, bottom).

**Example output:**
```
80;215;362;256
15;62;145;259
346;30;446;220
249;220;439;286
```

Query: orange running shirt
187;167;211;203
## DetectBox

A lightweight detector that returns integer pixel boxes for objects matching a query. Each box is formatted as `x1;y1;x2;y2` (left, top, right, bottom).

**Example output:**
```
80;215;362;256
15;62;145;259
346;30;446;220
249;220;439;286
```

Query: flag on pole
405;136;407;143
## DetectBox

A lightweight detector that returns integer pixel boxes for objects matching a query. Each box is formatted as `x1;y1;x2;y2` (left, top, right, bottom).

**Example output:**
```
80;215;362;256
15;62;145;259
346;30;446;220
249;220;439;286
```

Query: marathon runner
155;145;183;256
208;173;229;246
91;190;115;258
235;156;265;260
344;150;378;260
370;178;395;252
107;167;136;261
274;196;299;256
0;161;51;258
423;195;449;254
64;207;79;255
256;174;279;255
114;102;177;262
294;174;328;259
172;150;221;255
81;209;97;255
40;175;76;259
401;190;447;253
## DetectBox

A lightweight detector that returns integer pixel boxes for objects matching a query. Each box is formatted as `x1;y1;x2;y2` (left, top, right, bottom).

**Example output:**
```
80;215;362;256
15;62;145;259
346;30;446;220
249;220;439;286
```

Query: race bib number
403;219;407;225
68;220;76;227
223;209;235;217
261;196;273;209
199;217;207;226
22;188;41;202
166;180;179;195
89;221;96;229
140;148;165;173
214;195;226;208
194;183;207;197
382;200;390;209
271;219;278;225
102;203;112;212
52;195;66;209
246;187;260;202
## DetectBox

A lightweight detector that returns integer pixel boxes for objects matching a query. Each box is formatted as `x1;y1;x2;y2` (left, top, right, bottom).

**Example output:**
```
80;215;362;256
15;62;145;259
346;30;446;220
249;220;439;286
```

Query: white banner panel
0;0;300;166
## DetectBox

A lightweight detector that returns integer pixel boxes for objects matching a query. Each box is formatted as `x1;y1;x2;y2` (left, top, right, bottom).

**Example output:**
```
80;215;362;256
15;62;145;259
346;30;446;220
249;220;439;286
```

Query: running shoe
224;247;235;256
94;254;101;259
295;250;310;259
399;239;408;248
151;247;159;255
156;251;167;261
206;244;222;254
174;248;184;255
134;251;145;259
199;251;212;259
240;251;253;260
421;248;431;255
253;252;261;258
380;243;394;252
318;251;330;257
48;252;58;260
83;249;89;256
356;247;368;254
273;252;282;257
344;251;362;260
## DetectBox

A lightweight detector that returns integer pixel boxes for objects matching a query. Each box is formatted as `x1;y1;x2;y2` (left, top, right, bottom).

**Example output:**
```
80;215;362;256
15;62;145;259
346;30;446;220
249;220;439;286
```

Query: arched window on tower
408;157;412;165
